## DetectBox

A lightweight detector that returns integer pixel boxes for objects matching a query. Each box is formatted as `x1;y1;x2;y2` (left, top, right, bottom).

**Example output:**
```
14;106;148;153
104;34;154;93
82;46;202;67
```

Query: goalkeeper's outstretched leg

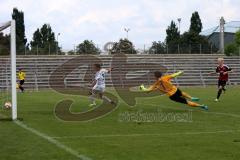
169;89;207;110
181;92;200;102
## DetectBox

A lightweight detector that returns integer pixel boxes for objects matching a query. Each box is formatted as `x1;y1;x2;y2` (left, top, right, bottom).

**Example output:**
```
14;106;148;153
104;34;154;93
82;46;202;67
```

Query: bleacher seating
0;54;240;90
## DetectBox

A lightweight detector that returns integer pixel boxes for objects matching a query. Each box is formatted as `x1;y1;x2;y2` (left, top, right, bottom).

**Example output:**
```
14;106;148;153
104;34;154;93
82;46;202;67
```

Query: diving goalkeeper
140;71;208;110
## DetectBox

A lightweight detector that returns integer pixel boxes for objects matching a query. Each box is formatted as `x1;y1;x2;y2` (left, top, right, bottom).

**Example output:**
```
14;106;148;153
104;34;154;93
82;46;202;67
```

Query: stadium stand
0;54;240;91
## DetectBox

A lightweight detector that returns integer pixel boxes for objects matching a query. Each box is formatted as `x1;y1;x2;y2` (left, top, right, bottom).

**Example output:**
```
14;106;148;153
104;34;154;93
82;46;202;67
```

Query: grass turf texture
0;86;240;160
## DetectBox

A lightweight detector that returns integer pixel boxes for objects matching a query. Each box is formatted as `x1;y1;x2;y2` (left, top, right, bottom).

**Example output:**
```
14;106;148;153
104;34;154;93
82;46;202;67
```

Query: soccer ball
4;101;12;109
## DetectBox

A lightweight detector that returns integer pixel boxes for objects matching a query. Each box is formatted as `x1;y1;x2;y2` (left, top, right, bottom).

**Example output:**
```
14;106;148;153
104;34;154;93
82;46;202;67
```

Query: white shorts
92;85;105;93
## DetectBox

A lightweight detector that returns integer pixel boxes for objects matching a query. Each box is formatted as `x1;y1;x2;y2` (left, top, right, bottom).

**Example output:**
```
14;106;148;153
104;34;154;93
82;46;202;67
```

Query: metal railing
0;43;225;55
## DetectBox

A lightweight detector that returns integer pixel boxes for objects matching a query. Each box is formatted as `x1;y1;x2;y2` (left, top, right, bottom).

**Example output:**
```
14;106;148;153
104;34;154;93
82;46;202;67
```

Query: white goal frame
0;20;17;120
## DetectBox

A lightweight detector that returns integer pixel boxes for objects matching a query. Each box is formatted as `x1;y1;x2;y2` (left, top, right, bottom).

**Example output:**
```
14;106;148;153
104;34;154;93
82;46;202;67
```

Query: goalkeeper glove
139;84;148;91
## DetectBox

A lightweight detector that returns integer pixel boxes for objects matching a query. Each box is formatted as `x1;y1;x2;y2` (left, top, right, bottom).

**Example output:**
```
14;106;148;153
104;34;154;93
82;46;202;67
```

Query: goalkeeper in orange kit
140;71;208;110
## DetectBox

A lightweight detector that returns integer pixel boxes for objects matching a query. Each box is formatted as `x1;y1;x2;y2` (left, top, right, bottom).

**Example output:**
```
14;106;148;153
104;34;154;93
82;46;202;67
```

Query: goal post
0;20;17;120
11;20;17;120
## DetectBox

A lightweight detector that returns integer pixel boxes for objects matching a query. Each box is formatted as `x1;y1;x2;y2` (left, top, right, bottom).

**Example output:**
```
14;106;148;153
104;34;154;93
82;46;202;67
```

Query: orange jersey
148;75;178;96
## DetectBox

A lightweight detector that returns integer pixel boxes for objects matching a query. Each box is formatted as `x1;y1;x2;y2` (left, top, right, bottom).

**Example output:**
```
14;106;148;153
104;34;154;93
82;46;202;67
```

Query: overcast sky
1;0;240;50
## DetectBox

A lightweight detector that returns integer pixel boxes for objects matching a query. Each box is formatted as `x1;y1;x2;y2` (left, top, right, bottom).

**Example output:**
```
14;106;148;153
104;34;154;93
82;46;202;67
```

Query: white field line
141;102;240;119
201;111;240;118
14;121;92;160
50;102;240;140
51;130;240;139
14;121;91;160
1;100;239;157
0;113;91;160
45;104;240;139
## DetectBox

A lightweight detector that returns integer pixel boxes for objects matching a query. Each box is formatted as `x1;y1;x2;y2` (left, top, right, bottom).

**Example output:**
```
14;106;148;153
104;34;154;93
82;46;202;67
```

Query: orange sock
182;92;192;99
187;101;201;107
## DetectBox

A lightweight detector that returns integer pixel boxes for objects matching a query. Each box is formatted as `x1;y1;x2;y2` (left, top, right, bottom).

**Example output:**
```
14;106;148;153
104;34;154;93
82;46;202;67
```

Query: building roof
200;21;240;36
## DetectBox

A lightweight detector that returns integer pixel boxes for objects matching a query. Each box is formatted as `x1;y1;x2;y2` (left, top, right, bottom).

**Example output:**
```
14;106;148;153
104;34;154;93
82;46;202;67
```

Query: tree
31;29;42;48
30;24;61;54
165;21;180;53
225;43;238;56
179;31;211;53
0;33;10;55
225;30;240;56
235;30;240;46
12;8;27;54
76;40;100;54
177;12;214;54
149;41;165;54
189;11;202;34
166;21;180;44
67;50;75;55
110;38;137;54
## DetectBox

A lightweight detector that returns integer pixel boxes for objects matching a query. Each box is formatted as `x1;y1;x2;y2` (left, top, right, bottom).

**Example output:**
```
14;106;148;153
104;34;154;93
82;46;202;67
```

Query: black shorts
218;80;227;87
20;80;25;85
169;89;188;104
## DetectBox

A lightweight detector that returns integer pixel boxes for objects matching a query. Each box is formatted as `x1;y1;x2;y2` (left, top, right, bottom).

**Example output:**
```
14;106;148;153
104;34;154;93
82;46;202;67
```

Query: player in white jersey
89;64;115;107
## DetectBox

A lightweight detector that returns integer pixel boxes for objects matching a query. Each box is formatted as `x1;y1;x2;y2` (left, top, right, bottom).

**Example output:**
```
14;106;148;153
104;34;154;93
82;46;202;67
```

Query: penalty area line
14;120;92;160
51;129;240;139
142;103;240;119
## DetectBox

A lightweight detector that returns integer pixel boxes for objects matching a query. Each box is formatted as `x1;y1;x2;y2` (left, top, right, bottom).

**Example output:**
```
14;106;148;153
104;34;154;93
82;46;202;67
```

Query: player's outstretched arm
106;67;113;73
224;67;233;74
171;71;184;78
139;84;153;92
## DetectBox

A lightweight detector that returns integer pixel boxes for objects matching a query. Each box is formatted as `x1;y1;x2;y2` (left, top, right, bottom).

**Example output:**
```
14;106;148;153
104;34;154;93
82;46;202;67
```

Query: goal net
0;20;17;120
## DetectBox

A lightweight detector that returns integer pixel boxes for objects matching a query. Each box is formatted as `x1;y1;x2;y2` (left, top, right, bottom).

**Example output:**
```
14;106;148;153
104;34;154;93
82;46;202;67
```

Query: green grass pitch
0;86;240;160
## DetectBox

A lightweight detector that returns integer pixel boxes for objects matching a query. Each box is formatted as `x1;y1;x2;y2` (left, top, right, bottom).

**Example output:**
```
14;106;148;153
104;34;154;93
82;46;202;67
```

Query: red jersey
216;65;231;81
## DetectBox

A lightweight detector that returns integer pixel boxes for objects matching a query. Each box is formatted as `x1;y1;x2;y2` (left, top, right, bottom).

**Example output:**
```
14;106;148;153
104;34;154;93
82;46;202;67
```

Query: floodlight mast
177;18;181;34
124;28;130;39
220;17;225;54
11;20;17;120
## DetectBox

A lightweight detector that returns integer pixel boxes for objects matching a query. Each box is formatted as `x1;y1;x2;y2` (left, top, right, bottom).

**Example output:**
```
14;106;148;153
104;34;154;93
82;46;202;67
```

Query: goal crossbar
0;21;11;31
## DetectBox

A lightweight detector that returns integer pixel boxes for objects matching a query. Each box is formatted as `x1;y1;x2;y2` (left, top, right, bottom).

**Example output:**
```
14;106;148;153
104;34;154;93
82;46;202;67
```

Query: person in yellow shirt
18;68;26;92
140;71;208;110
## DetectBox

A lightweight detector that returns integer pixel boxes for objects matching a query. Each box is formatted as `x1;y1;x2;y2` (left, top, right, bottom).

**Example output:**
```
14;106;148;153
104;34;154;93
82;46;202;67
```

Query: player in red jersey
210;58;232;102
